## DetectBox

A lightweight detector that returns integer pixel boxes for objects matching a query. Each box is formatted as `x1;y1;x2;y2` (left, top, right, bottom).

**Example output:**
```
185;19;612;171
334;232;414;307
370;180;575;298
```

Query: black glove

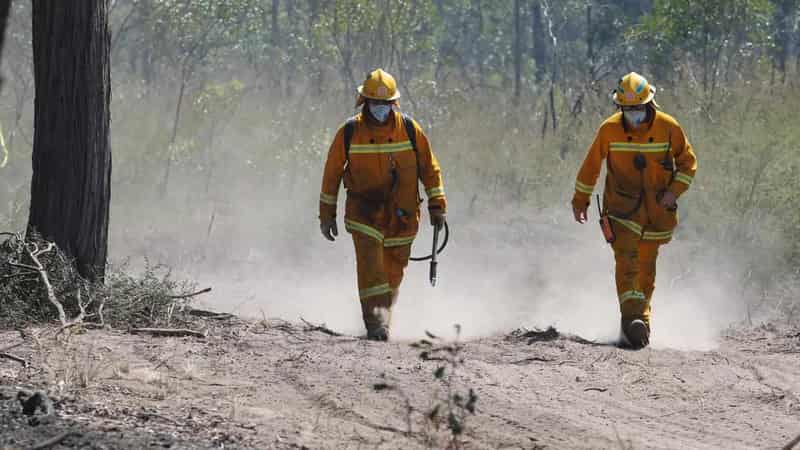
320;219;338;242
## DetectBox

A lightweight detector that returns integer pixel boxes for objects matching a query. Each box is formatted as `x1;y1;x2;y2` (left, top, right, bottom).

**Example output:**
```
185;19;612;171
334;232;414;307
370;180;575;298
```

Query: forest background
1;0;799;336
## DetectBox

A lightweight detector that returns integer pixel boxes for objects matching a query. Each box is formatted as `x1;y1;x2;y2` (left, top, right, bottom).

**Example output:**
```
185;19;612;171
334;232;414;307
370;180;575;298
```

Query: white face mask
369;103;392;122
624;110;647;127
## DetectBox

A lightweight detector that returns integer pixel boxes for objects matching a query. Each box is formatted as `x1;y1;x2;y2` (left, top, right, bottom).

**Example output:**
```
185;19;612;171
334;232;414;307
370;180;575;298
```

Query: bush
0;232;200;330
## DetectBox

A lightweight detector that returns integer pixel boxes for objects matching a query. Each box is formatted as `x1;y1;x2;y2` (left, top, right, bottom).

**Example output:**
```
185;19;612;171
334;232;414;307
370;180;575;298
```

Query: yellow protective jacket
572;110;697;242
319;111;446;247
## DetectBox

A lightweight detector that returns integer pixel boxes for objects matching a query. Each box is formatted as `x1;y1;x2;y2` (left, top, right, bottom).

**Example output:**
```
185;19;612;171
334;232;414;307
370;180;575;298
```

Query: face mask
624;110;647;127
369;103;391;123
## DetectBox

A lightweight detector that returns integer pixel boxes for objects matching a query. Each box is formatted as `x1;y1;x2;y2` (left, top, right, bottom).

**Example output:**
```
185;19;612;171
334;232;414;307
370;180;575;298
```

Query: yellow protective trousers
612;225;661;326
352;232;411;331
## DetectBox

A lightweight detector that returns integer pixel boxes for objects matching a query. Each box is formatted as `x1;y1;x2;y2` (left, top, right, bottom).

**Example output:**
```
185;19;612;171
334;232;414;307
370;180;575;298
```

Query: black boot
621;319;650;349
367;326;389;341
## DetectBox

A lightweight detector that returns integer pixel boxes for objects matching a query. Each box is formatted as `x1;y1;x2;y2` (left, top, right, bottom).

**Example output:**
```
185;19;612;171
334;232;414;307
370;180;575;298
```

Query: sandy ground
1;318;799;450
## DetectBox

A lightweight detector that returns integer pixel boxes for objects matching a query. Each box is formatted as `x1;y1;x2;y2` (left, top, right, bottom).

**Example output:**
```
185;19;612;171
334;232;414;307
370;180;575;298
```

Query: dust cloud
108;98;758;353
159;190;750;352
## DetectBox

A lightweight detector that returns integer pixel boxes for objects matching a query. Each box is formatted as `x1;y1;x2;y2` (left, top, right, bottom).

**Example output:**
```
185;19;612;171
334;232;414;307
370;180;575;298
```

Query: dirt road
1;320;799;449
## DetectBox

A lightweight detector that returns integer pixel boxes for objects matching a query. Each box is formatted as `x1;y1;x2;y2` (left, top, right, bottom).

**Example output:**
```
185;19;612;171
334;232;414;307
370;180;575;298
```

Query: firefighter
319;68;447;341
572;72;697;349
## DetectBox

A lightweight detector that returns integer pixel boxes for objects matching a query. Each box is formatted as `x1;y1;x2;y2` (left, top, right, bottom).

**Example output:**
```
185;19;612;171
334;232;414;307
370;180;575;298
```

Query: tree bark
513;0;522;104
530;0;547;83
774;0;798;83
0;0;11;90
29;0;112;281
271;0;280;47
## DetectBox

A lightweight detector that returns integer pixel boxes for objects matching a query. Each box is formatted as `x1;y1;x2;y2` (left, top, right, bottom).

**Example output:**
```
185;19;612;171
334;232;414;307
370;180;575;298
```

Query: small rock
17;390;54;416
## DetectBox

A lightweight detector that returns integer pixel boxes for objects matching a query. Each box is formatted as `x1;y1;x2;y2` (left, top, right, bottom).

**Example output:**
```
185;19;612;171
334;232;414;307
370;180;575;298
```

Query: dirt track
1;320;799;449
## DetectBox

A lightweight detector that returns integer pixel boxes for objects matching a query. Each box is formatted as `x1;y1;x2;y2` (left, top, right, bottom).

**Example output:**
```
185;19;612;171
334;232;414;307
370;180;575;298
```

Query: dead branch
97;297;106;326
56;287;93;336
784;433;800;450
584;387;608;393
509;356;554;365
1;271;38;280
0;352;27;365
14;241;67;326
130;328;207;338
0;341;24;353
168;286;211;299
137;411;181;426
8;260;41;272
29;431;82;450
188;308;234;320
300;317;342;337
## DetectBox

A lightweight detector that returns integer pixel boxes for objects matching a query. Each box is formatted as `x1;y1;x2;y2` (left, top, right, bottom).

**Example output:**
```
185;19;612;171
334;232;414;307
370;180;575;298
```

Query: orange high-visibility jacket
572;110;697;241
319;112;446;247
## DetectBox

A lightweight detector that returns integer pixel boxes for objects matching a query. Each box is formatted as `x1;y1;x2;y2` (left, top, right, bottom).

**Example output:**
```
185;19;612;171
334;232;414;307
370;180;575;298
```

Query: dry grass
31;338;113;395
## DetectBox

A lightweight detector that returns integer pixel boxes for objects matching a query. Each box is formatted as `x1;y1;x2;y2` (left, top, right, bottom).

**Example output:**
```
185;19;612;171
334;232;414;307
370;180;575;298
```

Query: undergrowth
0;232;199;330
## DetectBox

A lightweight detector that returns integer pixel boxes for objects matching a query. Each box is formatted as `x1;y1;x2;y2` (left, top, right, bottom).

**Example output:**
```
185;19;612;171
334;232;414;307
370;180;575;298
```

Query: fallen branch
300;317;342;337
130;328;206;338
583;387;608;393
29;431;82;450
137;411;181;426
188;308;234;320
784;433;800;450
168;287;211;299
0;341;24;353
1;272;37;280
510;356;554;365
0;352;27;366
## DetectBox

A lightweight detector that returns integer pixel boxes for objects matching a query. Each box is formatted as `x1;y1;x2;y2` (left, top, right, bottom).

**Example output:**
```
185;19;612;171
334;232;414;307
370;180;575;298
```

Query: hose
410;221;449;262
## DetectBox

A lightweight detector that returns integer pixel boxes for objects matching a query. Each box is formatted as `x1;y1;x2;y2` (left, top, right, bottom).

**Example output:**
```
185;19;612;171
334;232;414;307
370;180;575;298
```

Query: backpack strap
401;113;418;154
401;113;422;183
343;116;357;161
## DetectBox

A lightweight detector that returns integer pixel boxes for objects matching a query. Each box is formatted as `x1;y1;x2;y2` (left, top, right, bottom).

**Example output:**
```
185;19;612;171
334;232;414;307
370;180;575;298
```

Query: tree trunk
0;0;11;90
774;0;798;83
586;2;594;77
271;0;280;47
309;0;325;97
513;0;522;104
29;0;112;281
530;0;547;83
158;59;190;198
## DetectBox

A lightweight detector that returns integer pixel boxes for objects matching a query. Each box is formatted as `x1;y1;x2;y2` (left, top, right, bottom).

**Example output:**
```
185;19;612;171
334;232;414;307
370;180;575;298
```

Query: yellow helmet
356;68;400;106
612;72;656;106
